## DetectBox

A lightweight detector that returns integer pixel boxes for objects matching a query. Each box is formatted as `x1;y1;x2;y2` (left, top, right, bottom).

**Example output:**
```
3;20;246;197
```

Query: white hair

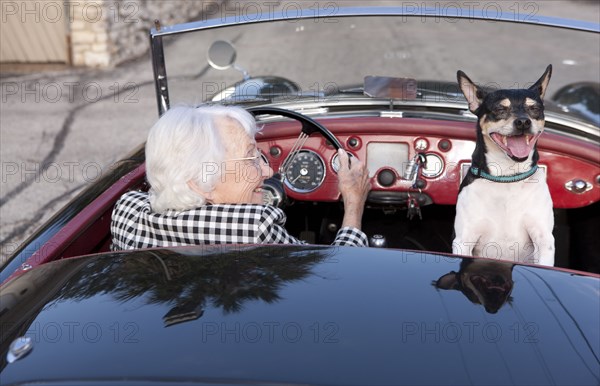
146;105;259;213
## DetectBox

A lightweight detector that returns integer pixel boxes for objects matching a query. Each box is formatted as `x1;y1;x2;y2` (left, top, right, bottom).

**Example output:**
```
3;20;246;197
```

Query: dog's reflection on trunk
434;259;514;314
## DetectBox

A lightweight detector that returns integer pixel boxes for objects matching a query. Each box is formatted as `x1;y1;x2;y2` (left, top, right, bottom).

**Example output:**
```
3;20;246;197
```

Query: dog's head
434;259;515;314
457;65;552;162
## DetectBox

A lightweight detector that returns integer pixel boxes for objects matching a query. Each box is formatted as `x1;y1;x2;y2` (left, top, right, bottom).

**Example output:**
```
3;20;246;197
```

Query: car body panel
1;245;599;385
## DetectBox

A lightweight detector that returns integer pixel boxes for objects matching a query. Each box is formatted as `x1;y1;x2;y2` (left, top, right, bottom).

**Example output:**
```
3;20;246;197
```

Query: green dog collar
470;164;539;183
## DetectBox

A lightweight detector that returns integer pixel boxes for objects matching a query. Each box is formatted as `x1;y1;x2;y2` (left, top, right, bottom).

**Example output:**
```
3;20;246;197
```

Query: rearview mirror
207;40;237;70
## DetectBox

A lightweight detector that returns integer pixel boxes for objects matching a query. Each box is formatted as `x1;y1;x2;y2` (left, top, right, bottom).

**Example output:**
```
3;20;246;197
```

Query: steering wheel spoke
280;132;309;174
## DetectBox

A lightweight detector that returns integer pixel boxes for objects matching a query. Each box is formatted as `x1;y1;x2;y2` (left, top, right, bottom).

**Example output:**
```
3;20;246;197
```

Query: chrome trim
331;152;357;174
380;111;404;118
20;263;32;271
7;337;33;364
150;34;169;116
150;7;600;38
422;154;444;178
295;107;329;116
565;179;593;194
251;98;599;142
544;113;600;140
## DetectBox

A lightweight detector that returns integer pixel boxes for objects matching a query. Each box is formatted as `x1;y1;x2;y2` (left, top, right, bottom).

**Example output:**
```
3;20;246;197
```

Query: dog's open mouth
490;132;541;161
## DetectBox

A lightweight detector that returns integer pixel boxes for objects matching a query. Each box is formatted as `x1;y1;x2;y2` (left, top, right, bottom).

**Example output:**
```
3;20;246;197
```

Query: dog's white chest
453;170;554;265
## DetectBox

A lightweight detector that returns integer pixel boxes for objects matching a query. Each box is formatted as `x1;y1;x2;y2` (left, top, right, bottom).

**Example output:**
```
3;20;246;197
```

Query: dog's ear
528;64;552;99
435;271;460;290
457;70;486;113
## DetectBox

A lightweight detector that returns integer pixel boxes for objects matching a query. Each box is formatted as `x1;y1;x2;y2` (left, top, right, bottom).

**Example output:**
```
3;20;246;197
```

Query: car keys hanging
403;153;426;187
405;153;426;220
406;193;422;220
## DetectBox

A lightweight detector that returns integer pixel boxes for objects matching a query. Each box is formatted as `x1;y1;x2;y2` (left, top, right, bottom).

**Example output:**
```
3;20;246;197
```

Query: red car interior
7;117;599;282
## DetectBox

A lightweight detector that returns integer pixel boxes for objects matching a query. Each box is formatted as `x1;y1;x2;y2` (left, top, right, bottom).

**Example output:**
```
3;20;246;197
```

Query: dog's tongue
492;133;534;159
506;135;531;159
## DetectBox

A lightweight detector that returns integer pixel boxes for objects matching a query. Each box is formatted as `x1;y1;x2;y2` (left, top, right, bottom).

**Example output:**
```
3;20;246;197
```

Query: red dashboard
256;117;600;209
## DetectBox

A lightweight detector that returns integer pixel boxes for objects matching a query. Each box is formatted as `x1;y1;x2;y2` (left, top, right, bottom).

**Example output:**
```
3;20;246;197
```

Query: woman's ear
187;180;213;201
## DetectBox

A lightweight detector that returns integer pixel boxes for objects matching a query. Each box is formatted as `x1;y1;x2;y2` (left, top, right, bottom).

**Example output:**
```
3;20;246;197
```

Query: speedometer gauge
284;150;326;193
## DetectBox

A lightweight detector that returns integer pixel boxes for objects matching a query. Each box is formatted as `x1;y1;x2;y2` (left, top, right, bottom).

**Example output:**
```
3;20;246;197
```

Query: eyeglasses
227;149;264;165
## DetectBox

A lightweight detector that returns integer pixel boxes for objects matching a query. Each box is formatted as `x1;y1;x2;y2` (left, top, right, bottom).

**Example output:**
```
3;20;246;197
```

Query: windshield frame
149;6;600;119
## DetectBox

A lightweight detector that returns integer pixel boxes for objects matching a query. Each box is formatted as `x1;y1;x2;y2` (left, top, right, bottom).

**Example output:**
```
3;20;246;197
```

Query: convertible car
1;6;599;385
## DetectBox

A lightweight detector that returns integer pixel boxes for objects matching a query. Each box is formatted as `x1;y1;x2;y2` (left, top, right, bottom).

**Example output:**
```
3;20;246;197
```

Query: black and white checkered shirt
111;191;368;250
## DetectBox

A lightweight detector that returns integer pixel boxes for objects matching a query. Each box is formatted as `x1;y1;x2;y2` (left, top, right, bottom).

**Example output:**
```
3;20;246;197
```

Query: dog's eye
493;108;508;116
528;105;542;114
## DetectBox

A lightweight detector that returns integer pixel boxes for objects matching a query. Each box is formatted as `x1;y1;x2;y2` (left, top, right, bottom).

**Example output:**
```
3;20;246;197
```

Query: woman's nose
261;162;273;180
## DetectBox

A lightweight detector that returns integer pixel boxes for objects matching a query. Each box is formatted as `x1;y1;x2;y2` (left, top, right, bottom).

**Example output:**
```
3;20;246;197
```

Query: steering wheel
247;106;345;207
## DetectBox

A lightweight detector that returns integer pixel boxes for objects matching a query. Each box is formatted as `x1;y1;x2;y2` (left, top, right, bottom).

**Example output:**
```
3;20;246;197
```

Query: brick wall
69;0;220;67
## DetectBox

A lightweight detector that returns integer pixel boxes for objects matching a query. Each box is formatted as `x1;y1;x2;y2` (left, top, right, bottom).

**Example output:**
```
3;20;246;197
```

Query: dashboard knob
438;139;452;151
369;234;387;248
377;169;396;187
269;146;281;157
262;174;286;207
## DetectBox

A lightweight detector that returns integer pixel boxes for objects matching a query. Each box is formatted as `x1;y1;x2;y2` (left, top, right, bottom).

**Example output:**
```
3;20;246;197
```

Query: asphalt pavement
1;0;599;266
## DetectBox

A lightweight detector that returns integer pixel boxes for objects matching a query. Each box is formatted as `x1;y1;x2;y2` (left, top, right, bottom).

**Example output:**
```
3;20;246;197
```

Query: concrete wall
70;0;219;67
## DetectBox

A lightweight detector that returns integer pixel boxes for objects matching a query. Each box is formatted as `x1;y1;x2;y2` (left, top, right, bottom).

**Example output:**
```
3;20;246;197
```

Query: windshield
159;11;599;121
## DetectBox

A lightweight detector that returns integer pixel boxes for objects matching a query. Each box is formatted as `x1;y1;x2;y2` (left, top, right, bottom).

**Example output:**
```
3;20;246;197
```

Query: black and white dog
453;66;555;266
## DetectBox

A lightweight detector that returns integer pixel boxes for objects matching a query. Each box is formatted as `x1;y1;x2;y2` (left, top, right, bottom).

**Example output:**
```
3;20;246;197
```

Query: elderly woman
111;105;370;249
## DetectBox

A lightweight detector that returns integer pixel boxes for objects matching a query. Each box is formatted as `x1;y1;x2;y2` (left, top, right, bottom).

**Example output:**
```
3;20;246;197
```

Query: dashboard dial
331;151;357;173
284;150;325;192
422;153;444;178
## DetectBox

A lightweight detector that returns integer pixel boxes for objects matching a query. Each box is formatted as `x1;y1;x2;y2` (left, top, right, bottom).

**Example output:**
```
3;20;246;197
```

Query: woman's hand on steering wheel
336;149;370;229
